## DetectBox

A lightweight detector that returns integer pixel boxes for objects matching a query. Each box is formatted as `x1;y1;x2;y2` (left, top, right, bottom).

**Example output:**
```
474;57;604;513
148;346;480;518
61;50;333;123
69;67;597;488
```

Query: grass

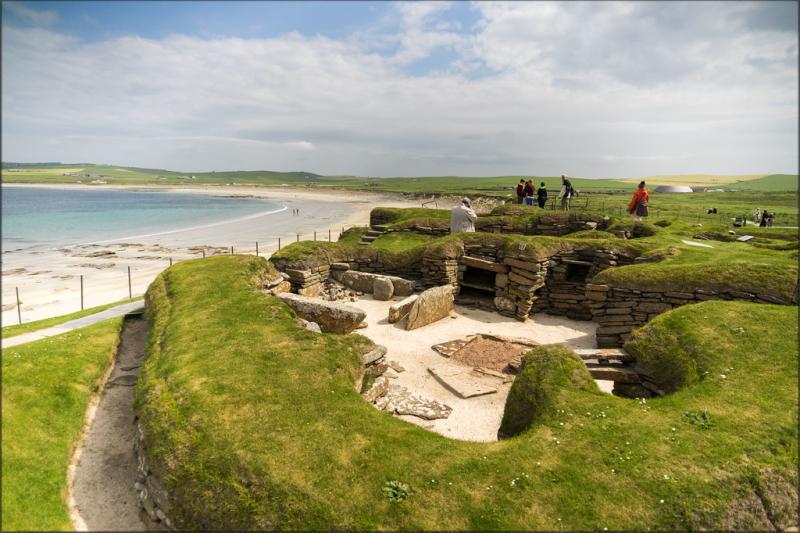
137;256;797;530
1;318;123;531
2;297;142;338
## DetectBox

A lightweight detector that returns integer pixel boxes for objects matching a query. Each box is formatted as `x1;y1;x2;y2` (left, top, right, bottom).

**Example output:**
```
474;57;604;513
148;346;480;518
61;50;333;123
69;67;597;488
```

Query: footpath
2;301;145;349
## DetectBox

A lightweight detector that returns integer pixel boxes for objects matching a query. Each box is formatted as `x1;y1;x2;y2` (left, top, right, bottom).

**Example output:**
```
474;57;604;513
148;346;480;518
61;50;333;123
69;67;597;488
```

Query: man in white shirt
451;197;477;233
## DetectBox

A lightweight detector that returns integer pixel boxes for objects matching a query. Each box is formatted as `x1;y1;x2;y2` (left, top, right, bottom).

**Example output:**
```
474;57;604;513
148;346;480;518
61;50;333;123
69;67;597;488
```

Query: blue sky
2;1;798;177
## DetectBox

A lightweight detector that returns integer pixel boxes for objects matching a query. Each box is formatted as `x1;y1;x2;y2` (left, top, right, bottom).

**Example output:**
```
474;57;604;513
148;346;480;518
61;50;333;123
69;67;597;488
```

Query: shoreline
2;184;421;324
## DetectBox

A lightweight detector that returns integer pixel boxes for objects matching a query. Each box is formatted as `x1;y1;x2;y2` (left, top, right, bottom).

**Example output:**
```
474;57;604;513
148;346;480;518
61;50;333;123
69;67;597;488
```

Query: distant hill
2;162;796;193
728;174;798;192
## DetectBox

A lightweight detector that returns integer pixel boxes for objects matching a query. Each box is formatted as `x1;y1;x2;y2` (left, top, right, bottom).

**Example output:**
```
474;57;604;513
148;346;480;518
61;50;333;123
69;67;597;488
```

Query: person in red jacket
516;179;525;204
628;181;649;221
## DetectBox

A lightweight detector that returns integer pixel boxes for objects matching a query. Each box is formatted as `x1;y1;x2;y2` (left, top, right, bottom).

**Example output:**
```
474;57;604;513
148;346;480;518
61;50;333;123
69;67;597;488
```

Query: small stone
363;376;389;402
384;369;400;379
388;360;405;372
363;345;388;365
373;277;394;301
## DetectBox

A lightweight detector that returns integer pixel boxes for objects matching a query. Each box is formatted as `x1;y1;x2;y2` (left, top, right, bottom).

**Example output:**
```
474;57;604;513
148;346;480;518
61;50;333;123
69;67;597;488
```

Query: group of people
515;179;549;208
754;207;775;227
515;175;578;210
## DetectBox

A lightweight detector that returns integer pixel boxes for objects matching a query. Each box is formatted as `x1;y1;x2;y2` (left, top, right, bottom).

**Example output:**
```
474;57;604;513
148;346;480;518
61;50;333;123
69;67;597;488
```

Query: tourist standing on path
753;207;760;225
628;181;650;221
516;179;525;204
767;212;774;227
524;179;535;206
537;181;548;208
759;210;769;227
559;175;573;210
451;197;477;233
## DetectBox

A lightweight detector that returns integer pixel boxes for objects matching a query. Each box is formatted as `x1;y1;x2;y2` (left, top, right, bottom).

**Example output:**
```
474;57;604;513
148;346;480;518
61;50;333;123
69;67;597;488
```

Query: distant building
654;185;693;193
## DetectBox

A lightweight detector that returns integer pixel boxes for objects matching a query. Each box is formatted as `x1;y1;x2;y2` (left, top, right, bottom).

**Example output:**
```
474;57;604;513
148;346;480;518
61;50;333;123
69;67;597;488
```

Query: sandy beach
2;184;421;324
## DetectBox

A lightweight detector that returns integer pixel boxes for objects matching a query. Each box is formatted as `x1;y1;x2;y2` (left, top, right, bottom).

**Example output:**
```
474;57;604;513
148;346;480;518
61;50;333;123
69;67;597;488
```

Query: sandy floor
354;296;603;442
2;184;420;323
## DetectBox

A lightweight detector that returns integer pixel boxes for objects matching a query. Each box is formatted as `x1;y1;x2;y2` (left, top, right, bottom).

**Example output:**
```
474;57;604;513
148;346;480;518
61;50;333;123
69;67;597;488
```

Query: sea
2;187;285;252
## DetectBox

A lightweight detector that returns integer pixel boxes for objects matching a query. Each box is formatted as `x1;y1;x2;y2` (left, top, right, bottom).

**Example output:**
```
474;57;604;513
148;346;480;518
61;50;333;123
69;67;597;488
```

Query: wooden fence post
16;287;21;324
256;241;259;256
80;275;84;310
278;237;281;250
128;266;132;299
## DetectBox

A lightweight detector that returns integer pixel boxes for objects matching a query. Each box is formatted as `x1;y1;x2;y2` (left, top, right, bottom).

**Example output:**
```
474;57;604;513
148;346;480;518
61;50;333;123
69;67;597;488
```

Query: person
753;207;760;225
516;179;525;204
767;212;774;227
559;174;573;210
524;179;535;206
536;181;548;208
759;210;768;227
628;181;649;221
451;197;477;233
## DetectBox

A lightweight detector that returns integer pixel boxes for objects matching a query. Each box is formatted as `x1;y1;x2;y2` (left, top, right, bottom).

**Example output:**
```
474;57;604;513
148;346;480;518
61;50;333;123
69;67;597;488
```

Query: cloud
1;1;797;177
2;2;58;26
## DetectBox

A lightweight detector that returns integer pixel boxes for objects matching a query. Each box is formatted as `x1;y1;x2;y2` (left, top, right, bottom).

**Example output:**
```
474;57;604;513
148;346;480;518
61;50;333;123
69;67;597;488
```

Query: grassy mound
137;257;797;530
2;318;123;530
498;345;599;438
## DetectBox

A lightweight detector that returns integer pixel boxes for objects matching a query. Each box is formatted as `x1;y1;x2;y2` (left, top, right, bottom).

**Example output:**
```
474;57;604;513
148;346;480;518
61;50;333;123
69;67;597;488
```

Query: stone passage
71;313;154;531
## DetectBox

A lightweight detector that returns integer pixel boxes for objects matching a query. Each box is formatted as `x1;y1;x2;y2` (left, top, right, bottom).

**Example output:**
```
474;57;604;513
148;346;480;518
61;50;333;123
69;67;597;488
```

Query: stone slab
428;366;498;398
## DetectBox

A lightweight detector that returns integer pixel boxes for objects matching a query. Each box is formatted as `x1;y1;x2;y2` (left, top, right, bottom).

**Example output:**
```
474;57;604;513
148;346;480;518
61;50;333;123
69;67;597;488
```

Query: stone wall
372;212;611;239
536;250;635;321
134;421;174;529
587;284;796;347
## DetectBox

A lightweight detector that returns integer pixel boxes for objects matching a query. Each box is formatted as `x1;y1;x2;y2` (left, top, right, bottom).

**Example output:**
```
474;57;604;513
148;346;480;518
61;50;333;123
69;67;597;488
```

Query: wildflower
720;374;727;379
659;499;665;504
663;474;670;480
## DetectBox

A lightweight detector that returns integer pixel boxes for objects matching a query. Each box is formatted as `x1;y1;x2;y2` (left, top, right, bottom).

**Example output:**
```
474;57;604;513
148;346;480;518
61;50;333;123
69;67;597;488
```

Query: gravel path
70;313;154;531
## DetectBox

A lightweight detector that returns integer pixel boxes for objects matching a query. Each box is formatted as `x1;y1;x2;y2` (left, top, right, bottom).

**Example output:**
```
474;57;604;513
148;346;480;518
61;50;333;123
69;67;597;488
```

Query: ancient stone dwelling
271;210;795;352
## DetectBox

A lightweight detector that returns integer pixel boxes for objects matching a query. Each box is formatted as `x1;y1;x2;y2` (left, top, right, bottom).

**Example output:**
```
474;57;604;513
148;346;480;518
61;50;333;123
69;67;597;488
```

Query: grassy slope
728;174;799;192
1;297;142;338
138;256;797;530
1;318;123;530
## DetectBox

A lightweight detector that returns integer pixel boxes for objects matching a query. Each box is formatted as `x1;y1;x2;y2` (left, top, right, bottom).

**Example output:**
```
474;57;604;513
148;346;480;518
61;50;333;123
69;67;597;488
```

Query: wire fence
6;222;370;325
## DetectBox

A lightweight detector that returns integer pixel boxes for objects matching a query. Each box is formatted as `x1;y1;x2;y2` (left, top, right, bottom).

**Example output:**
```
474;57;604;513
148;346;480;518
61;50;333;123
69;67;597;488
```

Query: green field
2;318;122;530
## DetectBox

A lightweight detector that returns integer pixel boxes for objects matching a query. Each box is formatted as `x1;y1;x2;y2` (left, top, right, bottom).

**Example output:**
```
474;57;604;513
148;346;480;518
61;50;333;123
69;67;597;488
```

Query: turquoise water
2;187;283;251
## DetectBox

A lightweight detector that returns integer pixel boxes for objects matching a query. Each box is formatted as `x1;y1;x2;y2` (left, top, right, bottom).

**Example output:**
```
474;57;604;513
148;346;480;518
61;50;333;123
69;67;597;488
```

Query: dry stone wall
587;284;796;347
134;421;174;529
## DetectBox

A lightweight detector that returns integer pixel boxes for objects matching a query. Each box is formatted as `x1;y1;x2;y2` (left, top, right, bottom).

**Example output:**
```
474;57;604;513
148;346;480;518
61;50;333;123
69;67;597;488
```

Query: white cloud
2;2;59;26
1;1;797;177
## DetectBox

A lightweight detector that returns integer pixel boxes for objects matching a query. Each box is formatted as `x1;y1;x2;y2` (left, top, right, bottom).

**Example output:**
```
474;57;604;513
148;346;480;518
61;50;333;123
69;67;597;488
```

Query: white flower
659;499;665;504
663;474;670;480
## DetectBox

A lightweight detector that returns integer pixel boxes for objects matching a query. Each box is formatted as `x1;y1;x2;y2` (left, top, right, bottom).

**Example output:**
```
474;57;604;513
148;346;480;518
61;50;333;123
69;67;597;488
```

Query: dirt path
70;313;154;531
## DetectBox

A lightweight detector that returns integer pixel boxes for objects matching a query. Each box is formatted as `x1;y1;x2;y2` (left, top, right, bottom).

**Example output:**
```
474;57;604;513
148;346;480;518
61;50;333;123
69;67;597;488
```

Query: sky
1;1;798;178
